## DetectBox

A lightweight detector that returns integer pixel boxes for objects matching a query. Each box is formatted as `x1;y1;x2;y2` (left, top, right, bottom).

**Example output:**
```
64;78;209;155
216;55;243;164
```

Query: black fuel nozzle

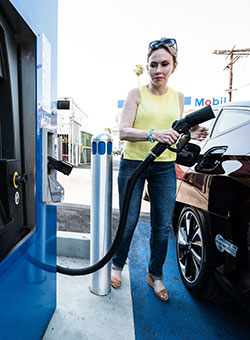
168;105;215;153
149;105;215;157
47;156;73;176
172;105;215;133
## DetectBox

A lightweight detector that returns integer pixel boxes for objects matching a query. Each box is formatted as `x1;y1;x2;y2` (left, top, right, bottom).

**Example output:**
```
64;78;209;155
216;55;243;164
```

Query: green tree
133;64;144;87
104;127;112;134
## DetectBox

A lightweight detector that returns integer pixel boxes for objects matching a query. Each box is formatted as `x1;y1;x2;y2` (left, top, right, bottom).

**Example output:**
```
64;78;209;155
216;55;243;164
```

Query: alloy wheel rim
177;210;203;283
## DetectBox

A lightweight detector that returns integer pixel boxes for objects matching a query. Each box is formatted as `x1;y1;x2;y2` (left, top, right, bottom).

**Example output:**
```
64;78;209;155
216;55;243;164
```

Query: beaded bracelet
147;128;155;143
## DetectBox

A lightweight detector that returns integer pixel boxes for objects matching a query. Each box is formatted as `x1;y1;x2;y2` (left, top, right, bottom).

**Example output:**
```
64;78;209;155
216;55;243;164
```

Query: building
57;97;92;165
111;100;124;154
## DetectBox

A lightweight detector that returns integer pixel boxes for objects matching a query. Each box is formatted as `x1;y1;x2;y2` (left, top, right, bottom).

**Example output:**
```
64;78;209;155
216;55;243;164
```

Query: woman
111;37;207;301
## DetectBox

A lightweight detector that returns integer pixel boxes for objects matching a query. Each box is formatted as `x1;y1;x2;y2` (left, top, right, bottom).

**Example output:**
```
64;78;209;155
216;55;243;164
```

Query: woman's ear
172;61;178;73
146;64;149;72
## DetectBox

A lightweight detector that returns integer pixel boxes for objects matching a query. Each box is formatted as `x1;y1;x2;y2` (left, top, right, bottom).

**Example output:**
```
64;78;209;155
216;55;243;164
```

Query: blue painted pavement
129;222;250;340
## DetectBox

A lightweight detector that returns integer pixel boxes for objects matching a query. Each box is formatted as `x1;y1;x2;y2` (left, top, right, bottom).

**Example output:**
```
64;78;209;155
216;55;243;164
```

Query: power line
212;46;250;101
227;82;250;93
213;48;250;55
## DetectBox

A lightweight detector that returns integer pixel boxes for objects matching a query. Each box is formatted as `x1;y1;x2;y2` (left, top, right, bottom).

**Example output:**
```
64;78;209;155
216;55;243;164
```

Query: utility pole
212;47;250;102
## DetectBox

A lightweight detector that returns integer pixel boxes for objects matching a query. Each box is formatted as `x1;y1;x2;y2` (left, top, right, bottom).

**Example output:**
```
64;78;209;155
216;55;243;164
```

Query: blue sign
184;96;192;105
118;100;125;108
185;96;227;106
118;96;227;109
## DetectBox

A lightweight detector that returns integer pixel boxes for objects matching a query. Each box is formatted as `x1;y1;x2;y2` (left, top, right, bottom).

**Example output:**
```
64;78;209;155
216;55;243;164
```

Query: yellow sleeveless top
123;85;181;162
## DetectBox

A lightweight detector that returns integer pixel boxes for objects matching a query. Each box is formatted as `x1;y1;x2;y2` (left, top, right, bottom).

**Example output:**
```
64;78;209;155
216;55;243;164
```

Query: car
173;101;250;311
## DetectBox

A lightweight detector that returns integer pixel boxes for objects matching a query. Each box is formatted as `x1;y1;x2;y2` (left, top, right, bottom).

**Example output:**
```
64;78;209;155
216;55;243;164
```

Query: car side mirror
176;142;201;167
195;146;228;173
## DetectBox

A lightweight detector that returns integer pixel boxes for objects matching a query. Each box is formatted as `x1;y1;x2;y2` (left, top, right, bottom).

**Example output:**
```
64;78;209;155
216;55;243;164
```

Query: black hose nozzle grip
168;105;215;153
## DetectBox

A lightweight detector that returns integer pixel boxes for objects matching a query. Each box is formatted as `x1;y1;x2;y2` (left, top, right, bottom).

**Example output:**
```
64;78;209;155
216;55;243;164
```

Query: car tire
176;206;228;302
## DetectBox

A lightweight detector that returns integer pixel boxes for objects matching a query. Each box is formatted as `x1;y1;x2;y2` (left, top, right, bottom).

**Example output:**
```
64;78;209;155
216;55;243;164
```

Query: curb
57;231;90;258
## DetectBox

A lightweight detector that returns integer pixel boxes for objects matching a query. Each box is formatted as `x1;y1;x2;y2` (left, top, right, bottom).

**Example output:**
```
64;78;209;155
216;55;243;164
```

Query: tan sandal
147;273;169;301
111;277;121;289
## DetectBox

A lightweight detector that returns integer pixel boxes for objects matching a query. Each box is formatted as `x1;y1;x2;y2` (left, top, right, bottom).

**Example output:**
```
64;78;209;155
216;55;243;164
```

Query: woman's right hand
152;129;180;146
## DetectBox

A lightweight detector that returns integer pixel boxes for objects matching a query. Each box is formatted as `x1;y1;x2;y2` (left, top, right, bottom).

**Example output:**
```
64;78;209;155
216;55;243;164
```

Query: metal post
57;135;63;160
90;132;113;295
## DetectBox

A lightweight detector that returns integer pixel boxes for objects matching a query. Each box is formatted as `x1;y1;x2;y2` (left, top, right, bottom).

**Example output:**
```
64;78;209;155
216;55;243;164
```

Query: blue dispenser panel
0;1;58;339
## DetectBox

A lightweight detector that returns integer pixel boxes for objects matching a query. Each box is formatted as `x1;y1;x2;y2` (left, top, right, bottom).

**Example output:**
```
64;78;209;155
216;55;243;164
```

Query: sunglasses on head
148;38;177;52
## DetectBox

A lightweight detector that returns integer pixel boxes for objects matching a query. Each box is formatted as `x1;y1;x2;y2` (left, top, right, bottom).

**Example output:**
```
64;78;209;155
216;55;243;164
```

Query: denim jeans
112;158;176;280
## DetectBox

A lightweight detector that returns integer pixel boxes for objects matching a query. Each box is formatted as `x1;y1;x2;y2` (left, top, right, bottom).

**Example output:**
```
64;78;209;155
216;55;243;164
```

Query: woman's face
147;48;177;88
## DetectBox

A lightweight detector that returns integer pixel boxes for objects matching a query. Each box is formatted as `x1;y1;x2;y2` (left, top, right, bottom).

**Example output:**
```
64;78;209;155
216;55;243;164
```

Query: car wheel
176;206;228;302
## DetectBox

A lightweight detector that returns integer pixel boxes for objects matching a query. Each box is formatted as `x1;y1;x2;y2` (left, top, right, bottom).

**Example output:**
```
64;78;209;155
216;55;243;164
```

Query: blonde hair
147;37;177;63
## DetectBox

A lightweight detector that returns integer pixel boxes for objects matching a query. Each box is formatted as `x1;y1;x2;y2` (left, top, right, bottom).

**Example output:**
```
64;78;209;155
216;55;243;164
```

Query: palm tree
133;64;144;87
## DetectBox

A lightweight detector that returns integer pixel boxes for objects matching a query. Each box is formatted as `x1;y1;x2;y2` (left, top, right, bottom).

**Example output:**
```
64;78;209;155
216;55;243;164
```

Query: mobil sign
184;96;227;107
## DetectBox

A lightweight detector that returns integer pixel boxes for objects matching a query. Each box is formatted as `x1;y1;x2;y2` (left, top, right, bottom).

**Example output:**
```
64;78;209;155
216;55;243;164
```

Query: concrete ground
43;156;144;339
43;256;134;340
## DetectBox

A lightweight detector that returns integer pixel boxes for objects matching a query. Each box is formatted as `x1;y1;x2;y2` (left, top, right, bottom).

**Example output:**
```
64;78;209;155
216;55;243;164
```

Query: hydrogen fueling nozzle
149;105;215;157
172;105;215;133
48;156;73;175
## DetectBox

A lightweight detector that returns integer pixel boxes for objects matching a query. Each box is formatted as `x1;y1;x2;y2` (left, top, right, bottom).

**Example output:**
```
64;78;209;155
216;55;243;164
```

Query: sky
57;0;250;133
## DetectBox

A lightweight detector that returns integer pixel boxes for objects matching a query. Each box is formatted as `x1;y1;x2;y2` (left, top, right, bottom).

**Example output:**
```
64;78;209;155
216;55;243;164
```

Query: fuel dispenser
0;1;59;339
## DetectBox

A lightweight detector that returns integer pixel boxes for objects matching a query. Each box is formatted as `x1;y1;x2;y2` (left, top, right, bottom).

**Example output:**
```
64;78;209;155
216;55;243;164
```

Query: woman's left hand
190;126;209;141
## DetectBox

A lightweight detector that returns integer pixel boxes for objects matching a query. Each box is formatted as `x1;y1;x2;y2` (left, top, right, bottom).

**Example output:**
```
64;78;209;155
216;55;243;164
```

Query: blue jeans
112;158;176;280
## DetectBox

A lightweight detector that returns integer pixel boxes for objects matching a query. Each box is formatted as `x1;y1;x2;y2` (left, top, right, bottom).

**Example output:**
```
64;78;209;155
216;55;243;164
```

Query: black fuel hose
56;105;215;276
56;143;166;275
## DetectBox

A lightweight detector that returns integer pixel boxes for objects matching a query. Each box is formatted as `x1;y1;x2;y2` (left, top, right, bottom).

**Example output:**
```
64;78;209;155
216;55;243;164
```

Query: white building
57;97;90;166
111;100;124;154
